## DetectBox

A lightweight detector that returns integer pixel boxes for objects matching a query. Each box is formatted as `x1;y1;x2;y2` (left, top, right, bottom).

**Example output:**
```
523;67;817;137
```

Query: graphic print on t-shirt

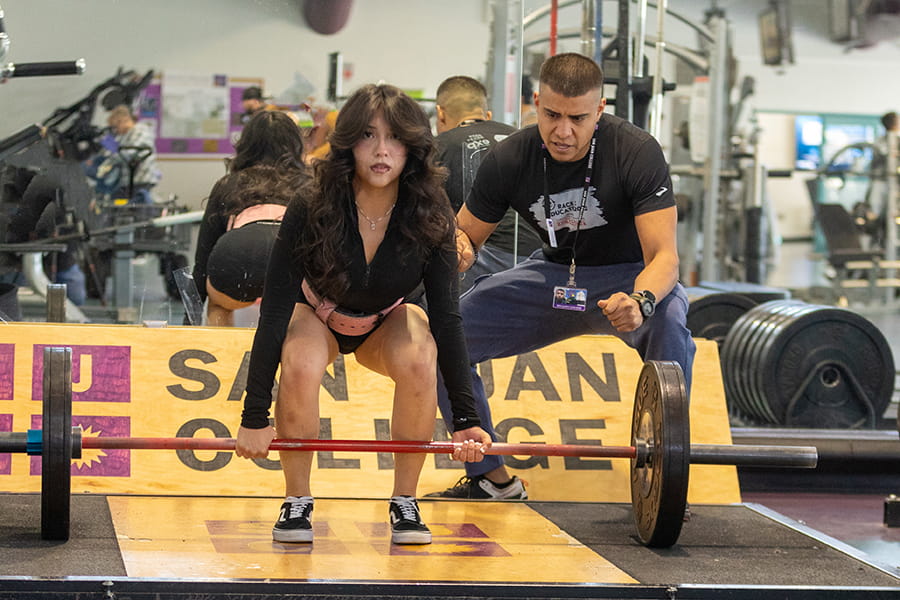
529;185;608;233
461;132;510;202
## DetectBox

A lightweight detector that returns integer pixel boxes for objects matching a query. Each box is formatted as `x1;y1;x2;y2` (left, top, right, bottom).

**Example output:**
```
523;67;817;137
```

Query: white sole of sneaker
272;528;313;543
391;531;432;544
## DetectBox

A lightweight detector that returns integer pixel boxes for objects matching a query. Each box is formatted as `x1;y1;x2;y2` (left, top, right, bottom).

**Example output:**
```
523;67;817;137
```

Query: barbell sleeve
690;444;818;468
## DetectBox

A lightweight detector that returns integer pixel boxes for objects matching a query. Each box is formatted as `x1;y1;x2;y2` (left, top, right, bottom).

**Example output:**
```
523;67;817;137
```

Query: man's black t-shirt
467;113;675;265
436;121;544;256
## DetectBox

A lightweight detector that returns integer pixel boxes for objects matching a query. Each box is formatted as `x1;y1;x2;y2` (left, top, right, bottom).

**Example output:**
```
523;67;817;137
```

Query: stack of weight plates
720;300;895;429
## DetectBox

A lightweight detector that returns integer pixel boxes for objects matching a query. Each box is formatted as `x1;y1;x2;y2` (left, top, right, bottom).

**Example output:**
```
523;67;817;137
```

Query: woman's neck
353;178;399;210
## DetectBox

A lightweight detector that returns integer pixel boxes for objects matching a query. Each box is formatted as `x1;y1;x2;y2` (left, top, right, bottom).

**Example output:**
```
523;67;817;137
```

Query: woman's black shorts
207;221;280;302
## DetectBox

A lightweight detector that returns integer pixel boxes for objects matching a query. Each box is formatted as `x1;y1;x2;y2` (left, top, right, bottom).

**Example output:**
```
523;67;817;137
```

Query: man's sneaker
272;496;314;542
425;475;527;499
389;496;432;544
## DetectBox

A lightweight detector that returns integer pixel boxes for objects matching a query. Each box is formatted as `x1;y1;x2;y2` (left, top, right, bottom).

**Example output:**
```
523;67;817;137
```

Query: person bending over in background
191;111;306;326
434;75;544;294
428;53;695;500
234;83;491;544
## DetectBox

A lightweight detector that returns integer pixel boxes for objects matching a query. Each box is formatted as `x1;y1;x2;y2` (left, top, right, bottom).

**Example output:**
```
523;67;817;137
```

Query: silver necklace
356;202;395;231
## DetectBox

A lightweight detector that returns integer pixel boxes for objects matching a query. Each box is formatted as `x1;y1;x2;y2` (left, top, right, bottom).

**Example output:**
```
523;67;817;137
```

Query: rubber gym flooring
0;492;898;598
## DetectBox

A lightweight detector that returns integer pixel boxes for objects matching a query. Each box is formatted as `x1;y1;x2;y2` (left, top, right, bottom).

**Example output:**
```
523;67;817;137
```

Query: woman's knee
387;334;437;387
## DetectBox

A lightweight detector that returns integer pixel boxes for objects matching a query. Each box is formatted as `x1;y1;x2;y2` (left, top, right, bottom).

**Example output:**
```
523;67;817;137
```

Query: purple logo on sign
31;345;131;403
30;414;131;477
0;343;14;400
0;413;11;475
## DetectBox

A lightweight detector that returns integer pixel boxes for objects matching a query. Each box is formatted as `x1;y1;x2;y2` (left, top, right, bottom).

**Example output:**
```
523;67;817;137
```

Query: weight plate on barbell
41;346;72;541
630;360;689;548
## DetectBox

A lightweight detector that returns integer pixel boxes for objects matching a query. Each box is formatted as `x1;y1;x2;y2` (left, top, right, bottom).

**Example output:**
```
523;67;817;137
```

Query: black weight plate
630;361;689;548
41;347;72;541
743;302;815;423
761;307;894;428
721;304;769;419
725;300;808;423
720;305;758;418
721;301;798;421
686;291;757;348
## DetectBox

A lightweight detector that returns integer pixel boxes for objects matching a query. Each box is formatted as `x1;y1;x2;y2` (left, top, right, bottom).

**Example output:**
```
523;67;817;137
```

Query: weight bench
813;202;900;304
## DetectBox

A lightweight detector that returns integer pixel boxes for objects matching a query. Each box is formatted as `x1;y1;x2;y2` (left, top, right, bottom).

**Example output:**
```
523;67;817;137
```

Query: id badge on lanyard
543;125;597;312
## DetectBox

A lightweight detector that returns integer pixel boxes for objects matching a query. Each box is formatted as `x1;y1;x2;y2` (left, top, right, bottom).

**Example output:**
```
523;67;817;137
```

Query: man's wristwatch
630;290;656;319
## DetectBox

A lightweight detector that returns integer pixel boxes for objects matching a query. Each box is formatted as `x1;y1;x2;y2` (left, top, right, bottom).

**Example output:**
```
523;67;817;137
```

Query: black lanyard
542;123;598;282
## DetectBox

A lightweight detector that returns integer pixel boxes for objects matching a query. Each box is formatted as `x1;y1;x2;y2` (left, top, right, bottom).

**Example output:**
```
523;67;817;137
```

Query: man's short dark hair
242;86;264;101
882;111;898;131
435;76;488;119
539;53;604;97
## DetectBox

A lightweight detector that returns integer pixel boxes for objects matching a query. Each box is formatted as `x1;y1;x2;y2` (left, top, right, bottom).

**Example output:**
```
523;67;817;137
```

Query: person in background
876;111;898;161
105;104;160;203
304;107;339;163
1;165;87;306
434;75;543;295
428;53;695;500
520;74;538;127
240;86;277;122
234;83;491;545
191;111;306;326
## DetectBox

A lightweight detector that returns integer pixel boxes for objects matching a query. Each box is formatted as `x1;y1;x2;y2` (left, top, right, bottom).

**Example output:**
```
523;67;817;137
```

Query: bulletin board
137;72;263;159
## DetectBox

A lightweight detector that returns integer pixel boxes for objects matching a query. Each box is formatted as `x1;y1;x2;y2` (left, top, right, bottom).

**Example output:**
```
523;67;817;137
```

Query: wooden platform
1;493;898;599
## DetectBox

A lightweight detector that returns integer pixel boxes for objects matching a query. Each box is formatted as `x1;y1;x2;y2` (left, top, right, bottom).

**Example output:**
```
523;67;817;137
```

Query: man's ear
436;105;447;124
485;110;493;121
597;97;607;120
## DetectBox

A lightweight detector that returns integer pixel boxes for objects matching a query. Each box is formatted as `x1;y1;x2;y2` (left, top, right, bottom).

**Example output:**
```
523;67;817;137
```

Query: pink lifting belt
301;278;404;336
227;203;287;231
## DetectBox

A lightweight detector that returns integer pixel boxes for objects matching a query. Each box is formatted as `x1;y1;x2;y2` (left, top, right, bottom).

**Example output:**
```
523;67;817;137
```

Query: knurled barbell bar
1;347;818;547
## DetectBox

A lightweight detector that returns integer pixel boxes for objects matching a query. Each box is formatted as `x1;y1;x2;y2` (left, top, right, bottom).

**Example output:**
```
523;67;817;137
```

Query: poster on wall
138;72;262;158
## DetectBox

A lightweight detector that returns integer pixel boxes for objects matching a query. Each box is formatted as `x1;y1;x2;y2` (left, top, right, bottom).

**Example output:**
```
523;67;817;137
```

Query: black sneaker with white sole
425;474;528;499
272;496;314;543
389;496;432;544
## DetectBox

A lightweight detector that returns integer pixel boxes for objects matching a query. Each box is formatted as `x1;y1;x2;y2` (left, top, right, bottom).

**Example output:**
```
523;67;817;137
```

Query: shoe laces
392;497;420;522
449;475;474;490
286;497;313;519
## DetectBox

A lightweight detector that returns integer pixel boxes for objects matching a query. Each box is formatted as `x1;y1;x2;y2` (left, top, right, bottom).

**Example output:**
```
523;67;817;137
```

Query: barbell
2;347;819;547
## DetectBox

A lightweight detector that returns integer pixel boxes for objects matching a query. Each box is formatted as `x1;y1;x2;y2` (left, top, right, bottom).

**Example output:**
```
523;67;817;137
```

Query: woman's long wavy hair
216;110;307;218
296;83;454;301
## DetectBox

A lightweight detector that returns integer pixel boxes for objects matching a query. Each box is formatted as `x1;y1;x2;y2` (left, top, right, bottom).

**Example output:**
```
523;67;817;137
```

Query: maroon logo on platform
202;519;510;556
31;345;131;403
0;344;13;401
30;414;131;477
0;413;11;475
